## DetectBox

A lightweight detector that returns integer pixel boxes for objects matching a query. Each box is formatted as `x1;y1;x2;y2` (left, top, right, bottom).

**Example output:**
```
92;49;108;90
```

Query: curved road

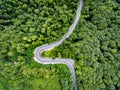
34;0;83;90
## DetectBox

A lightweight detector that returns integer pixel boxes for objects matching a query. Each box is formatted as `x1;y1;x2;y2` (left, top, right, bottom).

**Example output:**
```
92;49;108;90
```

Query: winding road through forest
34;0;83;90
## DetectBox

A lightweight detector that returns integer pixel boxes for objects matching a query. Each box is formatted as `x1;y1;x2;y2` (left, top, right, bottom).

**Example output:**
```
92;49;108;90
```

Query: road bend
34;0;83;90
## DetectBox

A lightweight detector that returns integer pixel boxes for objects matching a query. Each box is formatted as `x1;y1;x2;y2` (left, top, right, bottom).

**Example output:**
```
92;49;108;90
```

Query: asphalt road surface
34;0;83;90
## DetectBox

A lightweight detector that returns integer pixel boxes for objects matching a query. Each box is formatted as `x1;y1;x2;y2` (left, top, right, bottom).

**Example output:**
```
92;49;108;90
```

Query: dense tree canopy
0;0;120;90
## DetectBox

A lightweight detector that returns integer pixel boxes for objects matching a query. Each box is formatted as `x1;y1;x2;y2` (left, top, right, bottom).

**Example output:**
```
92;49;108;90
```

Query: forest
0;0;120;90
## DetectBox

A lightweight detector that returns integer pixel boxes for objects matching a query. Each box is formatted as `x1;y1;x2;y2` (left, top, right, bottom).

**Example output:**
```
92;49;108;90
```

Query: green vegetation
0;0;120;90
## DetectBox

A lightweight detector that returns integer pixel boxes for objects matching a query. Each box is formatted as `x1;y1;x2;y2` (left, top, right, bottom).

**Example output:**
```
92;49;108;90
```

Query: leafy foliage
0;0;120;90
